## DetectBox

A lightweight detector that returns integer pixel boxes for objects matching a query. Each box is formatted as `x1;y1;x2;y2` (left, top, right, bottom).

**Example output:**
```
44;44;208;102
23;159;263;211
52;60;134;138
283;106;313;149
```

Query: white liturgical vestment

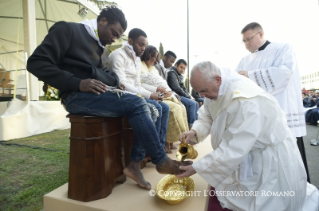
192;68;319;211
235;42;306;137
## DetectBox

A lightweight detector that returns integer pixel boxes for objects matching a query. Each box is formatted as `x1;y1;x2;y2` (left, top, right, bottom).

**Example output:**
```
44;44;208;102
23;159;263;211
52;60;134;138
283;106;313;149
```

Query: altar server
235;22;310;182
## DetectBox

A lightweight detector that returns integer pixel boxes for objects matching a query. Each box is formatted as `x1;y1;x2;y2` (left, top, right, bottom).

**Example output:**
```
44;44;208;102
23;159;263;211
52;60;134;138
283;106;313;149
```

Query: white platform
44;137;213;211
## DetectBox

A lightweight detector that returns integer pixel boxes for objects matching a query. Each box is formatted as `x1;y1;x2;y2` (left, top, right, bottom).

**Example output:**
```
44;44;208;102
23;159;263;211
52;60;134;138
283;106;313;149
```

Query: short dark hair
97;6;127;31
141;45;158;62
176;59;187;66
128;28;147;41
241;22;263;34
164;51;177;59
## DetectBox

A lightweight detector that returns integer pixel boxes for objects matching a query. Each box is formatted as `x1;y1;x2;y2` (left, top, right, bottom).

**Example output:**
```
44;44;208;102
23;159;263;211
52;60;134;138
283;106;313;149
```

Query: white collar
217;68;227;99
254;40;266;53
79;19;105;49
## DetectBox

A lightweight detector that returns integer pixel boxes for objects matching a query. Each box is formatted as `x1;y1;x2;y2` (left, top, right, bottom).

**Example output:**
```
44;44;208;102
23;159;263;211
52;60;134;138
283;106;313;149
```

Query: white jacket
108;47;152;98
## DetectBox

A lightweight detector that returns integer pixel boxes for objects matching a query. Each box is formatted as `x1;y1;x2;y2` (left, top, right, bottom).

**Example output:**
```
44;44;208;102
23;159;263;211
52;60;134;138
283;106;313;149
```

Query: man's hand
164;91;172;98
79;79;108;95
179;130;196;144
156;86;166;93
176;165;196;178
238;70;248;78
119;83;125;90
191;97;196;101
150;92;163;102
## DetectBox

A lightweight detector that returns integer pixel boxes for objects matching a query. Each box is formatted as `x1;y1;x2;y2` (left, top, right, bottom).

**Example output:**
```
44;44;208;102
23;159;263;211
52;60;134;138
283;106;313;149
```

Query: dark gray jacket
167;67;191;98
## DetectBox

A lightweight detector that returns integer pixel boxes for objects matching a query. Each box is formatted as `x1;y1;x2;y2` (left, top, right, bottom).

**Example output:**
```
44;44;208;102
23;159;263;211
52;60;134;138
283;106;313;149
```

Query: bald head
190;61;222;100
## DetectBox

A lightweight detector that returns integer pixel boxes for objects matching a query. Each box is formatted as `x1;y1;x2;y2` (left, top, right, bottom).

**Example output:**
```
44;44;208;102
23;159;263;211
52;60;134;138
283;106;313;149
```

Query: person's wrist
191;129;197;137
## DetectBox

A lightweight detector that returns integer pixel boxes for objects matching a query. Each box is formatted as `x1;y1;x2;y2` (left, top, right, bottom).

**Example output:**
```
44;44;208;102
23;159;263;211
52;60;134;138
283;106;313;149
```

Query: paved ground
303;124;319;187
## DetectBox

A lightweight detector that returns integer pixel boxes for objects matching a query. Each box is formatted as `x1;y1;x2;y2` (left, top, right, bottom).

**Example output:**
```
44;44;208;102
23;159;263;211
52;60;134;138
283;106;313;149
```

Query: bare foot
156;157;193;175
123;161;151;190
164;143;172;154
170;143;177;149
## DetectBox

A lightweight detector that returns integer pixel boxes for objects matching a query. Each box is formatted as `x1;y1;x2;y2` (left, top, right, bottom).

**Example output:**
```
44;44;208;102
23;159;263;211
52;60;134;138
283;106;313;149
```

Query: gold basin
156;175;195;205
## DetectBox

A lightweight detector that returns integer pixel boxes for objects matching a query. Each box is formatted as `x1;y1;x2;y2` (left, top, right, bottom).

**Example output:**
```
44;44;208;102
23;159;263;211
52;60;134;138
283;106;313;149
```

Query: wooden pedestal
67;115;125;202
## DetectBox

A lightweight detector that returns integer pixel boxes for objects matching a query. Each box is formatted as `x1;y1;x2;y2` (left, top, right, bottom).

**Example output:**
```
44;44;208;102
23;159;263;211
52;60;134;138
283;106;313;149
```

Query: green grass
0;129;70;211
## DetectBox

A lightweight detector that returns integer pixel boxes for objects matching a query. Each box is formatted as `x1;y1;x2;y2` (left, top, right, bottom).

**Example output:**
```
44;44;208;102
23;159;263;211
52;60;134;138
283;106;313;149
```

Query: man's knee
161;102;170;112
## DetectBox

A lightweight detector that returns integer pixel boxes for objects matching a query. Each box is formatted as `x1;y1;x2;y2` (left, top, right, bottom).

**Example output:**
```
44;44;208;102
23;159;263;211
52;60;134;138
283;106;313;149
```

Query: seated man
178;61;319;211
155;50;177;79
26;6;190;190
167;59;199;128
108;28;170;153
191;89;204;104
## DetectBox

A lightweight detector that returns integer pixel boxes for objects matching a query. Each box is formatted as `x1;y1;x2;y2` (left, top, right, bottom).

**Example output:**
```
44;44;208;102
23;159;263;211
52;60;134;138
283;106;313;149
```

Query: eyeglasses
242;32;260;44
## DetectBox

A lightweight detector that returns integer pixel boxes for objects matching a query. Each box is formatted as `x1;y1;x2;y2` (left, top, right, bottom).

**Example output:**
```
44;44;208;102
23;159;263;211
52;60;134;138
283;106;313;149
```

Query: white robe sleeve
247;44;295;96
191;103;213;143
235;58;245;72
192;100;263;187
108;51;152;98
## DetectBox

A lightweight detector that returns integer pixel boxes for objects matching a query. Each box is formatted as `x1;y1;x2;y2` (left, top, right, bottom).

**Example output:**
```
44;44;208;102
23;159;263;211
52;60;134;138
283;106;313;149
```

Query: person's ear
99;17;108;25
215;76;222;86
128;38;133;45
259;31;264;39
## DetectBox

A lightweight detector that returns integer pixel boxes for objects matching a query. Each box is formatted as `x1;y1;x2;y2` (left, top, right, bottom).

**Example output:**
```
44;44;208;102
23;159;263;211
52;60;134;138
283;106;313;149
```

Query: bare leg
156;157;193;175
165;143;172;154
123;161;151;190
170;143;177;150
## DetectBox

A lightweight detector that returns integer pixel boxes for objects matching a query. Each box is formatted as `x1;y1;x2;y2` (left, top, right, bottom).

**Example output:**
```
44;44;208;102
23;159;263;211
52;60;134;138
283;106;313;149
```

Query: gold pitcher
176;136;198;161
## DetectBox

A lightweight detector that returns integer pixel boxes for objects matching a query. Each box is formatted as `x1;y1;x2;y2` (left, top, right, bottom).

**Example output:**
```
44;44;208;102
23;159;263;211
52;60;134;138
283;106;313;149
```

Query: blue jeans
64;91;167;164
145;99;169;148
180;96;199;126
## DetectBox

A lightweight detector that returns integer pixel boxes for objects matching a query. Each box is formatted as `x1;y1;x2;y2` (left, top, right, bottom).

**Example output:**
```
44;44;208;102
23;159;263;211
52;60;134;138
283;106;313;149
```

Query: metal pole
24;52;31;102
23;0;39;101
187;0;190;92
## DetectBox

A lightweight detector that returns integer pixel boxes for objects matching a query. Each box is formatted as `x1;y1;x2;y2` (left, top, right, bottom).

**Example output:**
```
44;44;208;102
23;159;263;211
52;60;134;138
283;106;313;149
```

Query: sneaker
310;139;318;146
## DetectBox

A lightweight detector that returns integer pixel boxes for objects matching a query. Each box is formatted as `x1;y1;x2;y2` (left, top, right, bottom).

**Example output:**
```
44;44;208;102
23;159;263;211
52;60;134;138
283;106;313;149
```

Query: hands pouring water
175;132;198;178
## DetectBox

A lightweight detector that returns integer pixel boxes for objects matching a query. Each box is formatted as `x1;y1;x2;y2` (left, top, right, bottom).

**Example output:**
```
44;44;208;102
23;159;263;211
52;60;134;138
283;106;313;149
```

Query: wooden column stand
67;115;126;202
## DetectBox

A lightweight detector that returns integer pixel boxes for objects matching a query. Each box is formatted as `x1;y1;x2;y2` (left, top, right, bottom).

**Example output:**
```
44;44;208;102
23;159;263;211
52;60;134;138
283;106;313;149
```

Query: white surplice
235;42;306;137
192;68;319;211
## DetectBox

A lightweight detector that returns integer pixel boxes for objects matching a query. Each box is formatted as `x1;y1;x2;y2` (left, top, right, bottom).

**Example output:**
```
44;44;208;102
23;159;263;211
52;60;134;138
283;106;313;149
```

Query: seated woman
140;45;189;153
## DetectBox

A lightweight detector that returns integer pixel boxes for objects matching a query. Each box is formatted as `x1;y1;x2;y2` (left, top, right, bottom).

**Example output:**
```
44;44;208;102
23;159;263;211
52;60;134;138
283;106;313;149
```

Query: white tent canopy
0;0;99;48
0;0;101;99
0;0;104;141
